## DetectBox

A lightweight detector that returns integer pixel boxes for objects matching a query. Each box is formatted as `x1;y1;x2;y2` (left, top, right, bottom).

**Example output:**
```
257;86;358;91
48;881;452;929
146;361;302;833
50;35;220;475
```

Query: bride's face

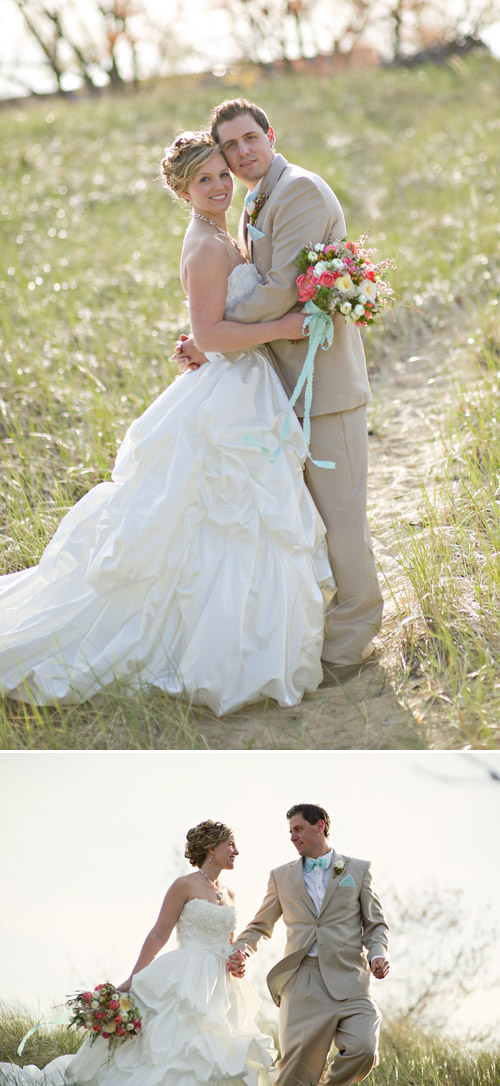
184;153;233;216
212;834;239;869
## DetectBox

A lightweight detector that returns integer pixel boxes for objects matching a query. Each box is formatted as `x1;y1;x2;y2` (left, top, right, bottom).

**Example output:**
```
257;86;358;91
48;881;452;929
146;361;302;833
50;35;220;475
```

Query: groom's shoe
320;654;377;687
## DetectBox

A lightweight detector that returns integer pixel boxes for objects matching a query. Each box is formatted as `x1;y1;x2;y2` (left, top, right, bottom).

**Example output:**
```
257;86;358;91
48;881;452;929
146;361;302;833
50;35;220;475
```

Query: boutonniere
248;191;267;226
333;858;345;875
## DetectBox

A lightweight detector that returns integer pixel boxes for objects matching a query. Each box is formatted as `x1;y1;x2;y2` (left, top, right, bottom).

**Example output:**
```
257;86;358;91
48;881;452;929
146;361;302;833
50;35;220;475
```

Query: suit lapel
258;152;289;200
238;154;289;264
288;858;317;915
319;850;351;916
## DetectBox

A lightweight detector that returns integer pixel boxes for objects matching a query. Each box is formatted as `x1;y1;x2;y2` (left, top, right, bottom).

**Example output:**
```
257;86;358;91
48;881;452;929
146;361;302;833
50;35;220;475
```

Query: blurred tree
383;885;500;1042
217;0;499;66
378;0;500;61
216;0;321;67
4;0;191;96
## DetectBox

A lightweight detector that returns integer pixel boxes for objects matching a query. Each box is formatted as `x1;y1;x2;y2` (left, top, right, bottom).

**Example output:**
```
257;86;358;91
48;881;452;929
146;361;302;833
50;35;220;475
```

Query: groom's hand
171;333;208;373
370;956;390;979
227;949;246;978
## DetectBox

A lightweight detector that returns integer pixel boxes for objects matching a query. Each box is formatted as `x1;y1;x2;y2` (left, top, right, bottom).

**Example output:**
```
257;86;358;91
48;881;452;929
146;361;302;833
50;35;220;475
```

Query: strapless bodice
202;262;261;365
176;898;236;954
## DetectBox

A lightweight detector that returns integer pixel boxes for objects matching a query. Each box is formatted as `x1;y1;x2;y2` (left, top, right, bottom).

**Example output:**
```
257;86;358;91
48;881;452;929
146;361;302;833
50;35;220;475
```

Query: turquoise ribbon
242;300;336;469
280;300;336;469
18;1012;70;1056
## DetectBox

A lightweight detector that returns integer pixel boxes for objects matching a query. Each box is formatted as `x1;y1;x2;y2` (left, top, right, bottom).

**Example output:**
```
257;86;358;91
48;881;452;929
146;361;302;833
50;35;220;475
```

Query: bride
0;820;276;1086
0;131;332;716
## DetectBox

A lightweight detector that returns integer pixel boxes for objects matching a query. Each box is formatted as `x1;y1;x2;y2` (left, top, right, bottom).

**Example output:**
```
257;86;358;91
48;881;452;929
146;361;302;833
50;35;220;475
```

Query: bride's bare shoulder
180;231;230;287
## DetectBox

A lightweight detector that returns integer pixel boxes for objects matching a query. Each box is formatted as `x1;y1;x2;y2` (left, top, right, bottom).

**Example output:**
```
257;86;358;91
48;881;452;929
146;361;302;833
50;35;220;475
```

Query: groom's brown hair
287;804;330;837
210;98;271;141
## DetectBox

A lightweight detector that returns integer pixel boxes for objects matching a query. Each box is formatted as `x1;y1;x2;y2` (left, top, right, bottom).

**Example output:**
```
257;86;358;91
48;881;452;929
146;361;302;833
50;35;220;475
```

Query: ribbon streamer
280;300;336;469
18;1013;70;1056
242;300;336;469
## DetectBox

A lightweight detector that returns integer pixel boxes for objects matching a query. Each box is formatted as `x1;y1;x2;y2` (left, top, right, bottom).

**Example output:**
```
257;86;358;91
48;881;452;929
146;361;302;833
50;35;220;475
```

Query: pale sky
1;750;499;1043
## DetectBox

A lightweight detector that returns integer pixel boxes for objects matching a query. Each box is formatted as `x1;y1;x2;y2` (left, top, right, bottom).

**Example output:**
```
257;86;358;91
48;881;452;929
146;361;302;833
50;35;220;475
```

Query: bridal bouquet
279;236;396;470
295;236;395;326
66;982;142;1051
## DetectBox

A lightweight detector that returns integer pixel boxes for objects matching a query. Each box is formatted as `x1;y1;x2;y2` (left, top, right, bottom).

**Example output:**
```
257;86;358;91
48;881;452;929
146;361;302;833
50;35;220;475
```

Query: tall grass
390;338;500;747
372;1022;500;1085
1;55;499;747
1;1009;499;1085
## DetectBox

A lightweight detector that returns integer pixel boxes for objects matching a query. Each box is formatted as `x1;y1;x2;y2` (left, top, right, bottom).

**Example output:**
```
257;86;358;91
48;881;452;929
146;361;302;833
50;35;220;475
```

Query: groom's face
216;112;275;187
289;814;326;859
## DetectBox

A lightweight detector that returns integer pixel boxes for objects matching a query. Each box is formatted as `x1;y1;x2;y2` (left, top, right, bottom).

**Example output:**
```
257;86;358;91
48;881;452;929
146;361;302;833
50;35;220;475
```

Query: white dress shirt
303;848;334;957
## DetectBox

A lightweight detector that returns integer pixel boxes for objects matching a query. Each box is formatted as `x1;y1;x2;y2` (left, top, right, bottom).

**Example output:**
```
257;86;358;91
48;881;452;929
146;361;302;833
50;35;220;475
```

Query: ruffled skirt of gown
0;901;276;1086
0;344;333;715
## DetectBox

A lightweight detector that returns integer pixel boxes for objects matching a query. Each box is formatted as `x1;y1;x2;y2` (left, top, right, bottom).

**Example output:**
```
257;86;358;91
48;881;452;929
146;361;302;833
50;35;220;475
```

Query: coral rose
296;274;317;301
318;270;336;288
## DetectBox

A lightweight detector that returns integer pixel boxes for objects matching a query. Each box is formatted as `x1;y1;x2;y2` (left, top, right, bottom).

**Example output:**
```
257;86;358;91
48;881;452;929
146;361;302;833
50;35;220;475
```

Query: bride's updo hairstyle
185;820;233;868
161;131;221;201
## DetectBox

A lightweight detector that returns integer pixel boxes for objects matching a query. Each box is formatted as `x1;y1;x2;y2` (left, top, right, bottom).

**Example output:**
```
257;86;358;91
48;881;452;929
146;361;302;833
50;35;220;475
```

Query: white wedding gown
0;263;332;715
0;898;276;1086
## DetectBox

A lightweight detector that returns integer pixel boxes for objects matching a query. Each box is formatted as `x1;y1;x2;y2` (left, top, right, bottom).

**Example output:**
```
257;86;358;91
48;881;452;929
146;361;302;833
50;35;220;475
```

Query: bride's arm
117;878;189;991
185;238;305;354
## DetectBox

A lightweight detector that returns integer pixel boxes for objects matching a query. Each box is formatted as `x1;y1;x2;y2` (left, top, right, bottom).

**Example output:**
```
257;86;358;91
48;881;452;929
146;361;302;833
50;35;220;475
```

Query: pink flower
296;274;317;302
323;244;336;254
108;1000;120;1010
318;270;336;288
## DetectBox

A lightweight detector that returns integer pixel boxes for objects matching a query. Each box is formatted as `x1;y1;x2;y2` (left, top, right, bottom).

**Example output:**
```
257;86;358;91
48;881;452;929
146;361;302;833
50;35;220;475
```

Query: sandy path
194;331;451;750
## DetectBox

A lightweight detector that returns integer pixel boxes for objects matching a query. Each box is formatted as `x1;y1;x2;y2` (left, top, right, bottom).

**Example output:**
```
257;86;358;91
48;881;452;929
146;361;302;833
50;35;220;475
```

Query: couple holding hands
1;805;389;1086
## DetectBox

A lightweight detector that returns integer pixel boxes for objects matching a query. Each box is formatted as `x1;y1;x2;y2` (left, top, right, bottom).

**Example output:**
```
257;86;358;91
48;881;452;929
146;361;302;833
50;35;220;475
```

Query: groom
228;803;389;1086
176;98;383;677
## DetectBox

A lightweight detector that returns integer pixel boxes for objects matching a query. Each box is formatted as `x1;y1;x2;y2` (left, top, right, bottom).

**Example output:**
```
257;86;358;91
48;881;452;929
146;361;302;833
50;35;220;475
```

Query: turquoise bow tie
304;856;328;872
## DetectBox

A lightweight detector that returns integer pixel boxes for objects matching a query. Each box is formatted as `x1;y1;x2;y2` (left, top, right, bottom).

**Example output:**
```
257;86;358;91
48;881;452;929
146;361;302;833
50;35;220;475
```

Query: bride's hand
280;308;307;341
170;333;208;372
116;978;133;992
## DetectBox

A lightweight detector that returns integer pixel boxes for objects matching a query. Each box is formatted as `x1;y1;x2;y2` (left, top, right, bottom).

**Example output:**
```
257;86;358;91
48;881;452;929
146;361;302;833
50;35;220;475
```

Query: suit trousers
301;408;383;665
277;959;381;1086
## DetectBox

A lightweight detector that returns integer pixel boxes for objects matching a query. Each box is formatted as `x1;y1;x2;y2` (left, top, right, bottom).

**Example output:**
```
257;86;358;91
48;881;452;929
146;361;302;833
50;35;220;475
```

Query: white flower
334;857;345;874
330;259;344;270
360;279;377;300
336;273;353;293
340;302;352;314
354;304;366;317
307;252;319;263
314;261;330;275
314;243;325;251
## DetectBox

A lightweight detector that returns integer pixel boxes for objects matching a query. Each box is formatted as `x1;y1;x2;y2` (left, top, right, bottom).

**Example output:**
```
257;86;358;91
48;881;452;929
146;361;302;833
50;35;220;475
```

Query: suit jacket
226;154;371;417
233;850;389;1006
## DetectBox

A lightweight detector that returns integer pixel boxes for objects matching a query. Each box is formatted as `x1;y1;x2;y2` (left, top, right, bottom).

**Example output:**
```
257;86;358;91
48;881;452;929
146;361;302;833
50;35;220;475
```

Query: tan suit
234;851;389;1086
227;154;383;664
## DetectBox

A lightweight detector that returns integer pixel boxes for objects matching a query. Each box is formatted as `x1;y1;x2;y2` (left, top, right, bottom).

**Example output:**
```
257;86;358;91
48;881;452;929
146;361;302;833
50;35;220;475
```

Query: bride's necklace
191;210;242;255
200;868;224;900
